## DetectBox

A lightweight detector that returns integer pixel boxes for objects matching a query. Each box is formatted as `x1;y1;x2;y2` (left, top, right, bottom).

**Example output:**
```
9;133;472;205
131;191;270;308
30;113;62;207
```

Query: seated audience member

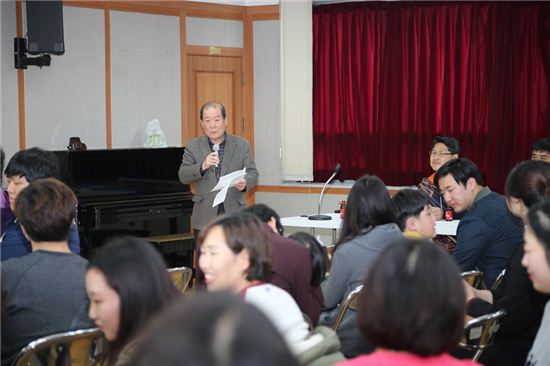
418;136;460;252
2;147;80;260
131;292;301;366
0;148;14;235
287;232;329;287
1;178;92;366
198;212;345;365
522;200;550;365
530;138;550;161
435;158;523;287
85;236;178;366
337;239;478;366
392;189;436;240
245;203;323;324
418;136;460;219
319;175;402;358
463;160;550;366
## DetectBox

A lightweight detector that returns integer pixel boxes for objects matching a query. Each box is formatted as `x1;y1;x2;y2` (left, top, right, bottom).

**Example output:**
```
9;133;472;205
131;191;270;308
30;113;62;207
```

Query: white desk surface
281;213;342;230
281;213;459;236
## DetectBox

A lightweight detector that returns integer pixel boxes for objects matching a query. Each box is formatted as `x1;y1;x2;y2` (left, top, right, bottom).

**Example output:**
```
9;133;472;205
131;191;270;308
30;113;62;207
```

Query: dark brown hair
131;292;299;366
88;236;178;366
358;239;465;356
198;212;272;282
336;175;398;251
526;201;550;265
4;147;59;181
532;138;550;153
435;158;485;187
505;160;550;208
431;136;460;155
14;178;76;242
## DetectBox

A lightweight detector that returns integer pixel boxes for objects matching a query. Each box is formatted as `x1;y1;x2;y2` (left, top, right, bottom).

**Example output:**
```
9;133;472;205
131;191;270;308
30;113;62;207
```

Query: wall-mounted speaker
26;1;64;55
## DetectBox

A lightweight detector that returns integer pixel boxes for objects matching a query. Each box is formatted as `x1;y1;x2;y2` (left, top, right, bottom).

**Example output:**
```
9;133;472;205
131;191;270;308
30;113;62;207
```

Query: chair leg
473;349;483;362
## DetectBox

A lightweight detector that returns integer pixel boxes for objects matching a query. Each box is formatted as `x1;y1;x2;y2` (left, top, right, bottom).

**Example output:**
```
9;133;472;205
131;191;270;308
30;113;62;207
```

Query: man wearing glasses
418;136;460;220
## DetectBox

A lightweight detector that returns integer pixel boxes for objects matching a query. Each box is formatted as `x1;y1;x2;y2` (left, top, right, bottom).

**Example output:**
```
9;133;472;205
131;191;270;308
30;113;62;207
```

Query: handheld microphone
213;144;220;167
309;162;341;221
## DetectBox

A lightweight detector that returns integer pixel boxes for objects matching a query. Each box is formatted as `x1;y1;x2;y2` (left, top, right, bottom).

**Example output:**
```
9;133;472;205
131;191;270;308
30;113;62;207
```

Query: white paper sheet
213;186;229;207
211;168;247;207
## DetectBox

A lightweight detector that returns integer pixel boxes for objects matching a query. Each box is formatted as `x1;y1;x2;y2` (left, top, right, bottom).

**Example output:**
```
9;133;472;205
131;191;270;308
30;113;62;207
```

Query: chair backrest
490;268;506;290
168;266;193;293
461;270;486;290
459;309;507;361
332;285;363;332
13;328;104;366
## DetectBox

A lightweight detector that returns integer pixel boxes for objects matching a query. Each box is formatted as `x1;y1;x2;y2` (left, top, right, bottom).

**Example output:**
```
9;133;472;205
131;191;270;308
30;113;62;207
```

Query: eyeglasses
429;150;453;157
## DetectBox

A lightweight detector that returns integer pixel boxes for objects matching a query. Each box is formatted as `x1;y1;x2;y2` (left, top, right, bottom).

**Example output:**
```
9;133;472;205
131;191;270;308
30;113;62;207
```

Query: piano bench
146;232;195;243
145;233;195;264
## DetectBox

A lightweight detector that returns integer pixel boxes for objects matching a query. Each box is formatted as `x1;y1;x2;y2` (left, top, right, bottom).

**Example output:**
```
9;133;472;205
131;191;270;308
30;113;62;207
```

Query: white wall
110;11;181;148
25;6;106;150
0;3;348;225
1;1;19;165
253;19;281;185
186;17;243;47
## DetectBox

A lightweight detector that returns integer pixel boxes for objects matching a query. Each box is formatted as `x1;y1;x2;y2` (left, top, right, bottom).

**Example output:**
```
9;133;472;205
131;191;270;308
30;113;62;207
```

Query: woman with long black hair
319;175;402;358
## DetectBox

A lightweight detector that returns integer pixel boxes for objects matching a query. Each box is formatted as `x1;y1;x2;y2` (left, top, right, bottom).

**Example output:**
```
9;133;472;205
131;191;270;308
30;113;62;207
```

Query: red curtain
313;2;550;192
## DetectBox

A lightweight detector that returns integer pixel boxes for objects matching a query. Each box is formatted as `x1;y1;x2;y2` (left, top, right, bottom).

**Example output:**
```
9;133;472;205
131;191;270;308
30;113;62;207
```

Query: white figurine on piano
143;118;168;148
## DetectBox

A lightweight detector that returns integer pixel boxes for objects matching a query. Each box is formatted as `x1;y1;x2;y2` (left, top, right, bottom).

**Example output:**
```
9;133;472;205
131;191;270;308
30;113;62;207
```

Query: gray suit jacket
178;133;259;230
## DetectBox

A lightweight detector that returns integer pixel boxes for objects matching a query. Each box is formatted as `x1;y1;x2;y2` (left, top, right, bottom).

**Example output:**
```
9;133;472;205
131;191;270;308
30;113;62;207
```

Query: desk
281;213;459;245
281;213;341;244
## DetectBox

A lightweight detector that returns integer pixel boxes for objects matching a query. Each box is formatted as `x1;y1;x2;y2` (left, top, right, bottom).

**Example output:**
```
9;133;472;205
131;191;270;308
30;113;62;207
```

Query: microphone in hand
212;144;220;167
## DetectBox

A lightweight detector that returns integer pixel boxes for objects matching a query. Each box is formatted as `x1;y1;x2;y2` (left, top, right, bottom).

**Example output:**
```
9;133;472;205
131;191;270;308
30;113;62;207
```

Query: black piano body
53;147;193;266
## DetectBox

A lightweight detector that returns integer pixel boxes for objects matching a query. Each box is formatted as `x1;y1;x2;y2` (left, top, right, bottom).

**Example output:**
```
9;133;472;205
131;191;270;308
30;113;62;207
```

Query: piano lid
53;147;189;200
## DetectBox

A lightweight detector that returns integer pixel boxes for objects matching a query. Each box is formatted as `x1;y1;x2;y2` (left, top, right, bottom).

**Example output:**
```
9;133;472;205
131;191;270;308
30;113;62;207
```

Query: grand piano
53;147;194;266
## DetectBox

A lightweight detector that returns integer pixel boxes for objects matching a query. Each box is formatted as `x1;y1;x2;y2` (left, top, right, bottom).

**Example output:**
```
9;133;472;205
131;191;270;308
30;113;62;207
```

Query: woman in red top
337;238;479;366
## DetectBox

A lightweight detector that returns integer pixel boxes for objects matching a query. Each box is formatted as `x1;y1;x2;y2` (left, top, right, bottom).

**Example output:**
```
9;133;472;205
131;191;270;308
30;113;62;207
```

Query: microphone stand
309;163;341;221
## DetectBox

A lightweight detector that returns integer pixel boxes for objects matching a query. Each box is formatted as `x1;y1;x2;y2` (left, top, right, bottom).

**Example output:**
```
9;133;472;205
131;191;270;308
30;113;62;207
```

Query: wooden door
186;55;243;140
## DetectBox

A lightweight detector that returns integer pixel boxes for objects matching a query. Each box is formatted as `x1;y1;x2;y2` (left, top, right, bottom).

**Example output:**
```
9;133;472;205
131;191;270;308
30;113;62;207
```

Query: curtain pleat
313;2;550;192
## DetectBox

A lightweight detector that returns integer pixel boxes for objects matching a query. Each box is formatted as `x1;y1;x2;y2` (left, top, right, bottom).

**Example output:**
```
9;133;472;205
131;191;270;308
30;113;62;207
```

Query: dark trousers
193;204;225;288
193;229;205;289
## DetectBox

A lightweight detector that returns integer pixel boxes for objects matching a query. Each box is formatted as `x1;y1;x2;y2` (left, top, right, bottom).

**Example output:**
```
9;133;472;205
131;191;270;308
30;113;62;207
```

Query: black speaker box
26;1;64;55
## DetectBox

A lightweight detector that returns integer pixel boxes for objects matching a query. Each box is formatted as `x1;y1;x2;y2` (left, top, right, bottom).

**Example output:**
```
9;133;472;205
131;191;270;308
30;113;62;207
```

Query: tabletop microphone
213;144;220;167
309;162;341;221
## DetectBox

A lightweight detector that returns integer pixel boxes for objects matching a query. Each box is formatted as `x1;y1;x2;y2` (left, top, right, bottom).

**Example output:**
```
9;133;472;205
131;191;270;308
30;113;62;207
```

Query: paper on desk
211;168;247;207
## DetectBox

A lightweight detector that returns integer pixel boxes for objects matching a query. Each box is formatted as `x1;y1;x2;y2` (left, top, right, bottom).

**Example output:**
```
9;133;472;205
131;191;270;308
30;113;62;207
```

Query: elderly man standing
179;102;259;286
179;101;259;233
435;158;523;288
